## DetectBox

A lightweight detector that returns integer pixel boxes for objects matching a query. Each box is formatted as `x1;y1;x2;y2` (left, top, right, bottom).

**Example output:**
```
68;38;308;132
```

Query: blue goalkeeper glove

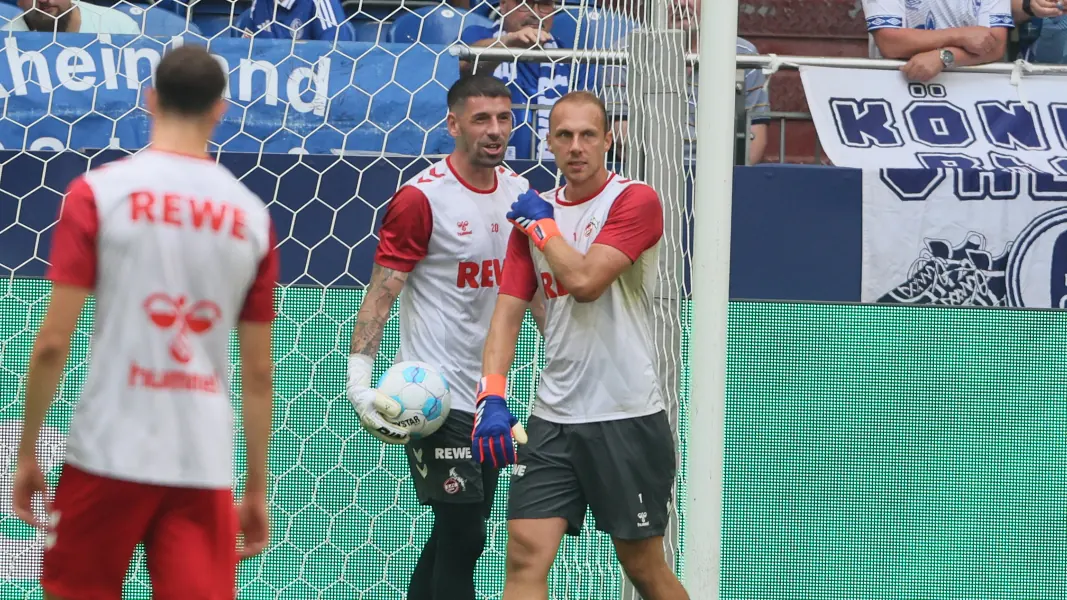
472;374;526;468
507;189;561;251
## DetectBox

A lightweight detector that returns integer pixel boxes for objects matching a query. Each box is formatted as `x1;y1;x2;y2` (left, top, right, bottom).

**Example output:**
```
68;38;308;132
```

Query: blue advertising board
0;34;457;156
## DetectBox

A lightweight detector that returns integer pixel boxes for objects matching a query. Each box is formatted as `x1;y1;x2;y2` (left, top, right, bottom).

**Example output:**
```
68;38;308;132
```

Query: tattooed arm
351;264;409;357
347;264;413;444
348;184;430;444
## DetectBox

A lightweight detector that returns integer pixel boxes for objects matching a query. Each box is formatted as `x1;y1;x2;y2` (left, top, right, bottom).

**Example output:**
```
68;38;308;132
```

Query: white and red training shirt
374;157;530;414
499;173;664;424
47;149;278;490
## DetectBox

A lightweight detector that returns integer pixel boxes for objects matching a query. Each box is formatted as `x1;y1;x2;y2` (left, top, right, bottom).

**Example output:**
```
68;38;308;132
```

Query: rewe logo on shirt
540;271;569;299
457;259;502;289
130;190;249;240
435;447;472;460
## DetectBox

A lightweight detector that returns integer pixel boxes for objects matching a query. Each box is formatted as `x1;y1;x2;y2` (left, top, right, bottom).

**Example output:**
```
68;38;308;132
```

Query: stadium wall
2;157;1064;599
0;152;861;299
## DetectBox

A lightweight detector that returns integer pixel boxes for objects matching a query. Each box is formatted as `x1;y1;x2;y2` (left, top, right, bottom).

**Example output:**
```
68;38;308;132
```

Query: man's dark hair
154;45;227;117
446;74;512;112
549;91;609;133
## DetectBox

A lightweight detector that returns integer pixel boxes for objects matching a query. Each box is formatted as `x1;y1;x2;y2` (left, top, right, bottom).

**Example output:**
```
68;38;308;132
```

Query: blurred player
346;74;539;600
11;45;277;600
476;91;690;600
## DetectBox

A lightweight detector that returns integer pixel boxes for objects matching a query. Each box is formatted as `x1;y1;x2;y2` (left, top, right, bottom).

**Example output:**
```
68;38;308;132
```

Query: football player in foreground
346;74;540;600
13;44;277;599
477;90;691;600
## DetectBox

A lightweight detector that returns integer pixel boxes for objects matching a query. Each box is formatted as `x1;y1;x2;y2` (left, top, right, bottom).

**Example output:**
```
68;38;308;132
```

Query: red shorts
41;464;238;600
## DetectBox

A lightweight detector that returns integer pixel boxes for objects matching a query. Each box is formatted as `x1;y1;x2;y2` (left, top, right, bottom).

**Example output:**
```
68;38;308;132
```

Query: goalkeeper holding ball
477;91;690;600
345;74;540;600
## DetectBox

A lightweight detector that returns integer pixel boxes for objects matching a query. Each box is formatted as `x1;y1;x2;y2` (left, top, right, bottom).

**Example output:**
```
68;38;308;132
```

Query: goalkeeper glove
347;354;409;444
471;374;526;468
507;189;561;251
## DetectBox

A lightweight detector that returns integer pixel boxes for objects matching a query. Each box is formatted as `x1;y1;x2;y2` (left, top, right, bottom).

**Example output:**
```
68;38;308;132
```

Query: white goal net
0;0;696;598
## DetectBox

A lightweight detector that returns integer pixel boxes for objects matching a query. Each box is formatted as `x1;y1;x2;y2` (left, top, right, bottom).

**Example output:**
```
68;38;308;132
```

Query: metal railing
453;46;1067;165
731;53;1067;75
451;46;1067;77
740;111;822;165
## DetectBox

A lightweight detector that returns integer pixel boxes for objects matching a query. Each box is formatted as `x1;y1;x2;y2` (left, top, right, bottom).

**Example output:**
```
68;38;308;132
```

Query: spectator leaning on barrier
238;0;354;41
862;0;1013;82
603;0;770;165
732;38;771;164
1012;0;1067;63
459;0;570;161
4;0;139;34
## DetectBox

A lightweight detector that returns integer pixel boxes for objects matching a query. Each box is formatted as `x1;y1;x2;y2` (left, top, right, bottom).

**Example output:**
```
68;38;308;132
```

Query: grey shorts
405;409;500;517
507;411;677;540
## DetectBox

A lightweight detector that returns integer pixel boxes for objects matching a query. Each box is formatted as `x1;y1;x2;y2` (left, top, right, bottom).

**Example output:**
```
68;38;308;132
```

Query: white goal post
687;0;738;597
455;0;735;595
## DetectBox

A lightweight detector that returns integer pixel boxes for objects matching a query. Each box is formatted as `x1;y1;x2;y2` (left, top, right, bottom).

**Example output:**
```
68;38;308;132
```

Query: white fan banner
801;65;1067;173
862;168;1067;308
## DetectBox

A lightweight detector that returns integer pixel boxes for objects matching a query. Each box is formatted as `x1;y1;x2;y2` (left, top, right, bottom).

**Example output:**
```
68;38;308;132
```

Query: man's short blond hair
549;91;610;134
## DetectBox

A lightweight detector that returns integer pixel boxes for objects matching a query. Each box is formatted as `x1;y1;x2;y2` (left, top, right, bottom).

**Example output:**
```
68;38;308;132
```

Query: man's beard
25;10;72;32
459;137;506;168
470;146;505;168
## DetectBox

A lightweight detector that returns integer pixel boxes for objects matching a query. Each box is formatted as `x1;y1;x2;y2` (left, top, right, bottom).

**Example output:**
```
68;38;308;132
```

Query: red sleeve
374;186;433;273
592;184;664;262
47;176;99;289
240;221;280;322
499;226;539;302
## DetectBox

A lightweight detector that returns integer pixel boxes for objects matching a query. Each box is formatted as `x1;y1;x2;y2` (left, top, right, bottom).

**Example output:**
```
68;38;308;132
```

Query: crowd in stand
862;0;1067;79
4;0;1067;165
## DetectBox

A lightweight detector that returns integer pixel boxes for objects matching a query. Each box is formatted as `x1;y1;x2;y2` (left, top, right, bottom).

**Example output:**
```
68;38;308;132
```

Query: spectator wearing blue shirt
1011;0;1067;63
460;0;570;161
862;0;1012;81
238;0;354;41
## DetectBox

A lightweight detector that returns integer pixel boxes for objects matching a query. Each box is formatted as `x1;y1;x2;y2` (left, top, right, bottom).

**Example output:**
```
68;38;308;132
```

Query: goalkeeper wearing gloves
478;91;690;600
346;74;541;600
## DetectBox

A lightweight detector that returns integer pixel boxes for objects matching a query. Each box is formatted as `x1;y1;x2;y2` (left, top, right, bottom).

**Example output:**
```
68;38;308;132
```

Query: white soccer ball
376;361;452;440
